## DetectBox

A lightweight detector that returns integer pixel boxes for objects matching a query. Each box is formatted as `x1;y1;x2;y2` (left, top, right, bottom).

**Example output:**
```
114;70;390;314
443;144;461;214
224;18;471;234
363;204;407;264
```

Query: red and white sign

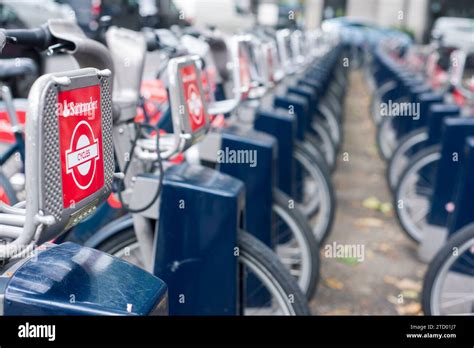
180;64;206;131
58;85;104;208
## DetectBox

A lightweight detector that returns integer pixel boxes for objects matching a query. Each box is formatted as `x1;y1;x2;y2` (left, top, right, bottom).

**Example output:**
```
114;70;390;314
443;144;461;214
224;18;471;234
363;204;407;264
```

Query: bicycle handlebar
1;20;114;88
0;25;55;52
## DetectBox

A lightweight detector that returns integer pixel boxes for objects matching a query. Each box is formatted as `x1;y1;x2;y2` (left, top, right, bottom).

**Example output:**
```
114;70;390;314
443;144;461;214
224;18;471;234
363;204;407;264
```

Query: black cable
116;119;164;214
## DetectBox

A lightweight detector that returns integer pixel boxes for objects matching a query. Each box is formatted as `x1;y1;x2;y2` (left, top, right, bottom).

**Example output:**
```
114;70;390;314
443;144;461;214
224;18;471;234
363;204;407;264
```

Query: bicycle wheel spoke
440;294;474;309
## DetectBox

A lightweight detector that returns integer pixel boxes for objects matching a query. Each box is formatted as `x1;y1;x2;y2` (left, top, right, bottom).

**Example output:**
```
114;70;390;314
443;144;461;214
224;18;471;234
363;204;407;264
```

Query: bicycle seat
0;58;37;80
106;27;146;123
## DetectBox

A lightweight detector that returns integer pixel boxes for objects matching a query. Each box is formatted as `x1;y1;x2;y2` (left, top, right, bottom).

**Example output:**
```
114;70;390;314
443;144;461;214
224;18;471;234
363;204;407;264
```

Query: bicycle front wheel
294;144;335;242
99;227;310;315
239;230;311;315
422;224;474;315
394;146;440;243
273;188;320;298
387;127;428;192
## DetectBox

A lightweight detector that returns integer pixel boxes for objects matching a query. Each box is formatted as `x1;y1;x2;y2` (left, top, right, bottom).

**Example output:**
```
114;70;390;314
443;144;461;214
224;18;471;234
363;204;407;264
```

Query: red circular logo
187;83;204;126
65;120;100;190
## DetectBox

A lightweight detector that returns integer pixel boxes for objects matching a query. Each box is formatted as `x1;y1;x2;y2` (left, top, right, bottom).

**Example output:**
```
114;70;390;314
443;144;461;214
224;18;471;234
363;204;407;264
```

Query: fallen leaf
362;196;380;210
395;302;422;315
384;275;399;286
397;278;422;292
379;202;392;214
387;295;400;305
375;242;393;254
402;290;419;300
323;308;352;315
354;217;384;228
383;276;422;292
325;277;344;290
416;269;425;278
335;256;361;265
365;249;374;259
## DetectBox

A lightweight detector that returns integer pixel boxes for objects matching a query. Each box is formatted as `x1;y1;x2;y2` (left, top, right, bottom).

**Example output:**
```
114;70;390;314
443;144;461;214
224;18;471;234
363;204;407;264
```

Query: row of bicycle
365;35;474;315
0;20;347;315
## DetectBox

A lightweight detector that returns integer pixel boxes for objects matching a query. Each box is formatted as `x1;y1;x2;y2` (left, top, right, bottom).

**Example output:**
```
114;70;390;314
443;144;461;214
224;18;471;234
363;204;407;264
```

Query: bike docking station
11;23;310;317
196;35;277;250
73;28;246;315
1;7;473;346
418;118;474;262
194;36;288;307
392;91;443;143
422;137;474;314
0;66;167;315
209;30;342;250
237;30;309;203
246;32;320;191
367;37;474;322
133;54;246;315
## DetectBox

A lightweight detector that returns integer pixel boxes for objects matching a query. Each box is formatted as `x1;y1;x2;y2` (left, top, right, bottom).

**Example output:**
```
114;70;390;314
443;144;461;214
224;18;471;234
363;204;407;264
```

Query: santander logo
58;97;99;118
58;85;104;208
65;120;100;190
180;64;206;131
187;84;204;124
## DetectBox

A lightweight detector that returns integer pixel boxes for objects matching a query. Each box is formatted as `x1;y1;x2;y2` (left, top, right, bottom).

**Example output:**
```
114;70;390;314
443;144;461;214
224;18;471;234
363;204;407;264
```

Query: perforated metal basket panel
36;70;114;235
100;77;114;193
41;85;63;221
20;68;116;245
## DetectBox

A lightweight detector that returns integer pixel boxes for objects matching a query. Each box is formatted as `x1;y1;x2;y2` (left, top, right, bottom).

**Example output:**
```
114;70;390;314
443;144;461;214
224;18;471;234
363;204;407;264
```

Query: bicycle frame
0;88;26;167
